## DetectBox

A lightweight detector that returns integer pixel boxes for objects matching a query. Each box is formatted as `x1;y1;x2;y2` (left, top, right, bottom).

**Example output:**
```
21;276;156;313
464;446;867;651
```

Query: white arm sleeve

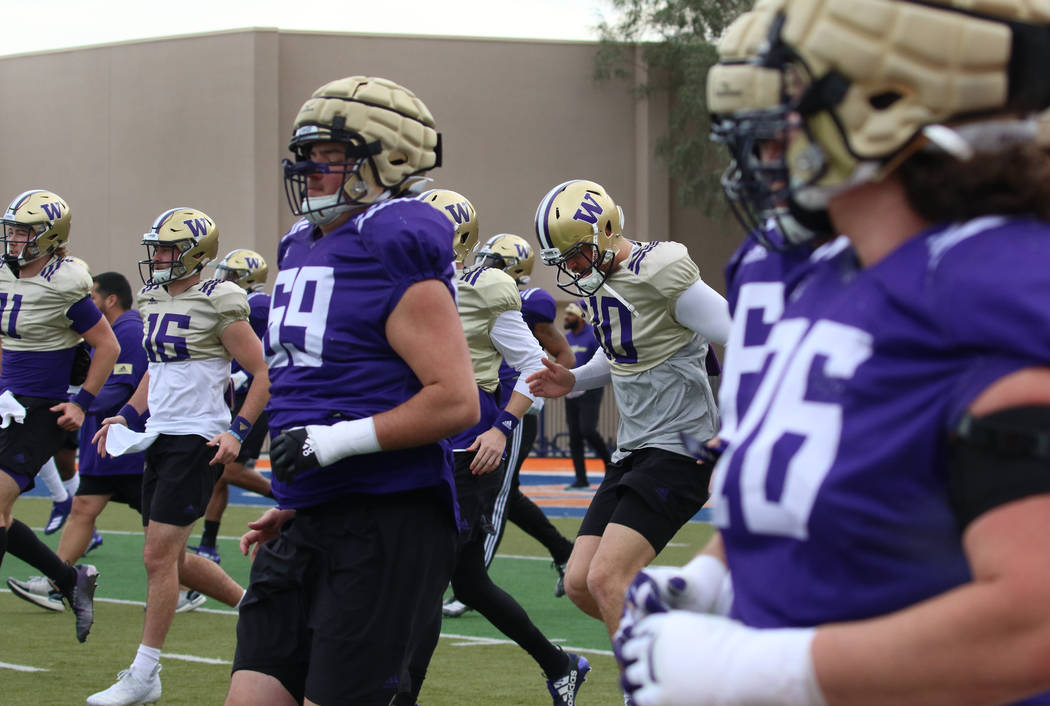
674;278;731;346
571;347;612;392
491;310;545;403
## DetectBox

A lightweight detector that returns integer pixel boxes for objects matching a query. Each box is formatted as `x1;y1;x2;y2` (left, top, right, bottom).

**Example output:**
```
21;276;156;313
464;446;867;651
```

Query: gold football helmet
216;249;268;292
418;189;478;266
283;76;442;224
767;0;1050;208
534;180;624;296
1;190;71;266
139;207;219;285
474;233;534;286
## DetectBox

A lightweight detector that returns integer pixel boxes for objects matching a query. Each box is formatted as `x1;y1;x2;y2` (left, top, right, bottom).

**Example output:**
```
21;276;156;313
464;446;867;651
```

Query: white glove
230;370;250;392
618;611;824;706
0;390;27;429
617;555;733;649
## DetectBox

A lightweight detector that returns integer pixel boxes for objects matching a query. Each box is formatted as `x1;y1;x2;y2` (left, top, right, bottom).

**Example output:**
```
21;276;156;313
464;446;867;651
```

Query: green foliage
595;0;751;211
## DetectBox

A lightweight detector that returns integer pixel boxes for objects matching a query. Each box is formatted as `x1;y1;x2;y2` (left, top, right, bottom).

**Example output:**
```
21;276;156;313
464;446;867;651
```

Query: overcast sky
0;0;613;57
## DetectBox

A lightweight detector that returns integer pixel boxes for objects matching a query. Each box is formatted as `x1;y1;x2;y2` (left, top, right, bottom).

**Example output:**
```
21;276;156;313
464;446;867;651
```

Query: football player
470;232;577;599
88;208;267;705
411;189;590;706
7;271;207;614
188;248;274;565
227;76;478;706
527;179;730;641
0;189;119;644
616;0;1050;704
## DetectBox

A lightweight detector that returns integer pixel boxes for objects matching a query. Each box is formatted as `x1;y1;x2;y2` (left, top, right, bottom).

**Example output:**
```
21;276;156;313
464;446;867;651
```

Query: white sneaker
87;665;162;705
6;575;65;612
441;598;471;618
175;589;206;614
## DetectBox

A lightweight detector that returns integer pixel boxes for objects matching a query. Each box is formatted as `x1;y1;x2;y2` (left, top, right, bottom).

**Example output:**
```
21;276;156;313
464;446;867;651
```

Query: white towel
0;390;27;429
104;424;159;456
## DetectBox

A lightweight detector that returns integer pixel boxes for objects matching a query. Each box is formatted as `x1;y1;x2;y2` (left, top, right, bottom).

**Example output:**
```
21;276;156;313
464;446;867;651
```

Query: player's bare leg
585;523;656;638
57;494;109;562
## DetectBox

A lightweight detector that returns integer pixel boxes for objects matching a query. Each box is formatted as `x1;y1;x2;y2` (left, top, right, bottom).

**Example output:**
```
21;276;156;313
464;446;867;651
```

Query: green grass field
1;498;714;705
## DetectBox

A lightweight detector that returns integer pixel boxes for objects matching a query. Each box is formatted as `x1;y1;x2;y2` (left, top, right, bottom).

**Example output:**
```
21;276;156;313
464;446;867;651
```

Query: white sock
62;472;80;499
130;644;161;681
38;459;67;502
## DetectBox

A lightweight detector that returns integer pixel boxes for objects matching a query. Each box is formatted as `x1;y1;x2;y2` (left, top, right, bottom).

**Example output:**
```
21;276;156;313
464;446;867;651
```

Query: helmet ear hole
869;91;902;110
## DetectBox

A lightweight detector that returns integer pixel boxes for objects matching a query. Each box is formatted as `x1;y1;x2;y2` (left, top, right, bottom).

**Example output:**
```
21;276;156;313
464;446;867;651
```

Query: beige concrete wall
0;27;741;296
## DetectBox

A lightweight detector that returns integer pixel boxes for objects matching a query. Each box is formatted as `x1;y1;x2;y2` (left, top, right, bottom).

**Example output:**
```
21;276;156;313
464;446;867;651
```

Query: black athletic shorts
452;451;504;547
77;473;144;513
60;427;79;451
578;446;711;553
232;393;269;464
141;434;222;527
232;488;456;706
0;395;66;492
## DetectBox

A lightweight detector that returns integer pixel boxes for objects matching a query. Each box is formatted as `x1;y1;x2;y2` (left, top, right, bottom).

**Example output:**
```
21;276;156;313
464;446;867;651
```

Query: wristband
494;410;519;437
228;415;252;443
70;388;96;413
118;403;150;432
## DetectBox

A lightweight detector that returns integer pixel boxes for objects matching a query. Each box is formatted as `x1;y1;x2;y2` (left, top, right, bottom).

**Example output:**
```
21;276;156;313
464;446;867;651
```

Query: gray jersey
587;241;719;460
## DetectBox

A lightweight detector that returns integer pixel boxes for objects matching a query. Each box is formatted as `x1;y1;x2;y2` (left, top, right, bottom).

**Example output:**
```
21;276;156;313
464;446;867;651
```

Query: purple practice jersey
264;199;458;513
78;309;148;476
230;291;270;383
497;287;556;407
713;215;1050;694
718;229;816;445
565;323;600;369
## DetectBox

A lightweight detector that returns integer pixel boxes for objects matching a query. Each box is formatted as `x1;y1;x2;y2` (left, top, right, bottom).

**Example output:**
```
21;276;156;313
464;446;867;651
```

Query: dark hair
899;143;1050;223
93;271;133;310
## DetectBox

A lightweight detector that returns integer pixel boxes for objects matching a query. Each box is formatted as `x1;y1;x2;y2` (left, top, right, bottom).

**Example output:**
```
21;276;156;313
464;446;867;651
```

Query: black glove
69;341;92;386
270;428;320;483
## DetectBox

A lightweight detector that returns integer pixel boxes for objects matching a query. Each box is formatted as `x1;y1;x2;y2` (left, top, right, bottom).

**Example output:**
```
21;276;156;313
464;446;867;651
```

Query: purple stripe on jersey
66;296;103;334
0;348;76;399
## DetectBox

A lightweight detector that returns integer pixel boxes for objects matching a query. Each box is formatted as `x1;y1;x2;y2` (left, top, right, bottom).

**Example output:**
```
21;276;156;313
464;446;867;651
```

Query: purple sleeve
248;293;270;339
934;221;1050;422
366;200;457;312
66;296;103;334
521;288;557;328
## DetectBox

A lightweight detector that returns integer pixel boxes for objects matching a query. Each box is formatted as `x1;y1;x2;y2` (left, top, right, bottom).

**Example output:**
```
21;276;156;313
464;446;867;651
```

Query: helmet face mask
139;208;219;285
283;76;441;224
474;233;534;285
215;248;269;292
0;190;71;266
282;136;384;225
535;180;624;297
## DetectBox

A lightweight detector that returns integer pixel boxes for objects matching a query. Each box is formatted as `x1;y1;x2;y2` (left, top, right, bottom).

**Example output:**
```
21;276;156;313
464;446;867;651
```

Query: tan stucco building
0;28;740;450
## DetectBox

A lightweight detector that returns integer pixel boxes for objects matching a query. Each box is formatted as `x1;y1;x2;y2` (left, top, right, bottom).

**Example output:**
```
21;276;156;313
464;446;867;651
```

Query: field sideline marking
441;632;612;657
164;653;231;665
0;660;49;672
